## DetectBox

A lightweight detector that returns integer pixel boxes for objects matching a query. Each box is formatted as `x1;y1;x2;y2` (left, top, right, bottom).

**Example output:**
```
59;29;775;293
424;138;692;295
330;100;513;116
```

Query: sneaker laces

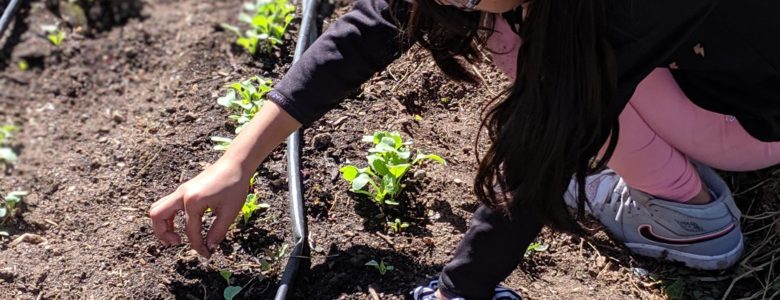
566;171;620;214
608;179;637;223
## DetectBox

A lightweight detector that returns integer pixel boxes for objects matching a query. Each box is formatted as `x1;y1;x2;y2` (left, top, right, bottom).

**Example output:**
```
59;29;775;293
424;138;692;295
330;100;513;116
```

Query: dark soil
1;1;777;300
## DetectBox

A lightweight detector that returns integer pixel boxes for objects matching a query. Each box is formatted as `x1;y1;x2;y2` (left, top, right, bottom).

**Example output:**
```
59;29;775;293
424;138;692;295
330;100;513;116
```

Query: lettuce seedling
218;269;245;300
524;242;549;258
387;218;409;234
210;77;271;151
0;191;28;220
41;23;66;46
0;125;18;164
365;259;394;275
217;76;272;134
219;269;233;283
339;131;445;206
240;193;270;224
221;0;295;54
210;136;233;151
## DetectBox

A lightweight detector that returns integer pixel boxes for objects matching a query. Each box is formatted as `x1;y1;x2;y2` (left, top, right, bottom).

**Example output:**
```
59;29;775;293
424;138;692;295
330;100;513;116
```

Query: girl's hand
148;101;300;258
149;159;250;257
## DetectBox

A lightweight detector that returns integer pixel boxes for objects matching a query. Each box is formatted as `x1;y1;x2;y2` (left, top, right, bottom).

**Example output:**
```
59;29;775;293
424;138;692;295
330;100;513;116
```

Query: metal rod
274;0;320;297
0;0;22;41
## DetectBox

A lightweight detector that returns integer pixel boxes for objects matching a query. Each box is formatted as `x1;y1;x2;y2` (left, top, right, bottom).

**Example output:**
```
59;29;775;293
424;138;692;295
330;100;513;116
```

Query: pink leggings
488;15;780;202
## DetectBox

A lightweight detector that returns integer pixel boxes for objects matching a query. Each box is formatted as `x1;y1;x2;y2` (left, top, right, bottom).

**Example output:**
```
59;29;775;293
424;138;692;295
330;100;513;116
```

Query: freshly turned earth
3;0;772;299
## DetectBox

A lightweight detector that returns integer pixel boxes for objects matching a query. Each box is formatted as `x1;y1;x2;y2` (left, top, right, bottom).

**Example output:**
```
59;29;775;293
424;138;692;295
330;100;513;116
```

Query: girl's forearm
218;101;302;176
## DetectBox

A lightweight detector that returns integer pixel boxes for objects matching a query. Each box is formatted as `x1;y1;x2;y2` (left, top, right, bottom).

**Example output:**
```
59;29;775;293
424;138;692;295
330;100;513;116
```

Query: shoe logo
675;220;705;233
638;223;736;245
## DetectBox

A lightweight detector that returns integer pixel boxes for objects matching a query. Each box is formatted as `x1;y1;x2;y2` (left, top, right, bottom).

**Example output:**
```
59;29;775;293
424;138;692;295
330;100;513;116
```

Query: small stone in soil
112;111;126;123
596;255;607;268
181;113;197;123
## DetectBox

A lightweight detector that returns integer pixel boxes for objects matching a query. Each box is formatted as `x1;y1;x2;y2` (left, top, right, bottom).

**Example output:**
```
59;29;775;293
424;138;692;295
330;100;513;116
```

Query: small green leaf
413;152;446;165
17;59;29;71
524;242;549;258
241;194;259;223
372;131;388;144
217;90;237;108
219;269;232;283
370;158;390;176
372;142;395;153
220;23;242;36
380;137;396;148
397;150;411;160
381;174;397;195
5;191;28;203
210;136;233;143
339;165;359;181
351;173;371;191
0;148;17;162
224;286;242;300
387;164;410;179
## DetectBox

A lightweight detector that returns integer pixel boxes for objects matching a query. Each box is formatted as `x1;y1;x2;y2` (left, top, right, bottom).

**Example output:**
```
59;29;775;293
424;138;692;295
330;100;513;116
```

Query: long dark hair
403;0;619;231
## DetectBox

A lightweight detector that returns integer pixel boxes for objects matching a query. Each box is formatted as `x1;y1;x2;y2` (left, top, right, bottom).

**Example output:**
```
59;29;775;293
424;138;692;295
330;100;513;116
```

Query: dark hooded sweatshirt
265;0;780;298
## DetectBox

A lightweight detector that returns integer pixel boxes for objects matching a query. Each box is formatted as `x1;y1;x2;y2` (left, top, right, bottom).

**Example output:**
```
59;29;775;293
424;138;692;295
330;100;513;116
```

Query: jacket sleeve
267;0;411;126
438;204;543;300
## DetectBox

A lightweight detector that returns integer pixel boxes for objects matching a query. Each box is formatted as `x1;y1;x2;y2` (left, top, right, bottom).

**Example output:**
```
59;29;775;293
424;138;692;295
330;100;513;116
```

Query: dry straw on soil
719;168;780;300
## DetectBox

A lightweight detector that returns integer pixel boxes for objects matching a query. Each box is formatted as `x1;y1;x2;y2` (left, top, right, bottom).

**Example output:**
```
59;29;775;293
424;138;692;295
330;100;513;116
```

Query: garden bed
1;0;779;299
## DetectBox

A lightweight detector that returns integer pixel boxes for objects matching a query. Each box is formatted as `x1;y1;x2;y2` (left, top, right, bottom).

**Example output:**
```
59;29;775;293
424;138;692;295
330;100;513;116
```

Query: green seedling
524;241;549;258
221;0;296;54
220;269;233;283
241;193;270;224
387;218;409;234
0;191;29;220
41;23;66;46
365;259;394;275
217;76;272;134
224;286;242;300
0;124;18;163
17;59;29;71
339;131;445;206
218;269;247;300
211;136;233;151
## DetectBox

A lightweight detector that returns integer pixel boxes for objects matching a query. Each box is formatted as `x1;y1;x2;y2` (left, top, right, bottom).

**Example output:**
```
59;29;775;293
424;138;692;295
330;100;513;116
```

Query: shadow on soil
168;229;285;299
45;0;145;33
350;185;432;235
293;244;445;299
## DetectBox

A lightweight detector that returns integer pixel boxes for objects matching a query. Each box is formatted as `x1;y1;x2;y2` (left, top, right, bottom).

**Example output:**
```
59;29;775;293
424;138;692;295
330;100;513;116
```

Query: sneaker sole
625;234;743;270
